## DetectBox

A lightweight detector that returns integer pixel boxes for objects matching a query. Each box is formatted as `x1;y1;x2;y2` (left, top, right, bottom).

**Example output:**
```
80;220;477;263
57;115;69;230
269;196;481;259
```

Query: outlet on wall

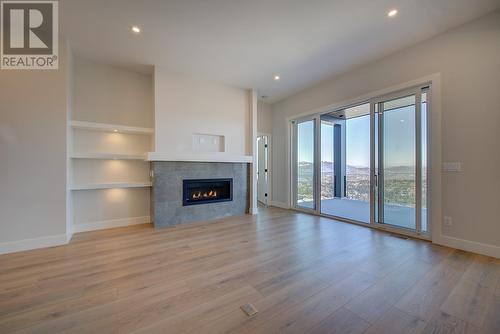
443;216;453;226
443;162;462;172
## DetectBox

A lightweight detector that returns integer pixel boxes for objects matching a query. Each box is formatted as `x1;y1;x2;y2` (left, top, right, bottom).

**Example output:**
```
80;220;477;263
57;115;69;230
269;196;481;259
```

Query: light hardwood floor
0;207;498;333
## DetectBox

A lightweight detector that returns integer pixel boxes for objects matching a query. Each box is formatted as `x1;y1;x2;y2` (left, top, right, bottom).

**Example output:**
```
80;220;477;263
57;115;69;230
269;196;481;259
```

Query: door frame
371;86;429;237
287;74;441;241
257;133;272;206
291;115;320;214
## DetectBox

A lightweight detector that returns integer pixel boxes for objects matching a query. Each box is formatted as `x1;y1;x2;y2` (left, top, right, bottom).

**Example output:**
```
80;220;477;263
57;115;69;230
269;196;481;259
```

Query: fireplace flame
192;190;217;200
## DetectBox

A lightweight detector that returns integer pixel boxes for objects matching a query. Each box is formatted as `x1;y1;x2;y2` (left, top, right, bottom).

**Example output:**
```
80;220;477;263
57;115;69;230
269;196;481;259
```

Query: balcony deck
298;198;427;231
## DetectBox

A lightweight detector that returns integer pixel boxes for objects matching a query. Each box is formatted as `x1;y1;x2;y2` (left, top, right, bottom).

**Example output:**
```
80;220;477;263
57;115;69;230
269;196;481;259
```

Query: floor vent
240;303;258;317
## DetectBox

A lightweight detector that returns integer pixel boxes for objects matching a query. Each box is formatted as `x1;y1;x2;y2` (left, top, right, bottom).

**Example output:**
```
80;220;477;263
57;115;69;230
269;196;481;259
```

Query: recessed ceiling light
388;9;398;17
131;26;141;33
274;75;280;81
113;129;118;132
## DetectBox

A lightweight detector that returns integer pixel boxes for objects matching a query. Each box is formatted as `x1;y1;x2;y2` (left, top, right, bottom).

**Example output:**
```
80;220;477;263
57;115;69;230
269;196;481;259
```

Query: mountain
298;161;414;175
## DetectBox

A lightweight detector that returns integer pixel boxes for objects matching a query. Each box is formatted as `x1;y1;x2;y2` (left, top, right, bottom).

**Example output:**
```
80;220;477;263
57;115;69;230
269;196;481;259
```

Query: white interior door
257;136;268;205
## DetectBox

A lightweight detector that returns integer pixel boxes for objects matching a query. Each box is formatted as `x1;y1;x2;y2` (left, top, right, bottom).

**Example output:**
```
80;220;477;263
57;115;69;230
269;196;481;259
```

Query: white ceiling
60;0;500;102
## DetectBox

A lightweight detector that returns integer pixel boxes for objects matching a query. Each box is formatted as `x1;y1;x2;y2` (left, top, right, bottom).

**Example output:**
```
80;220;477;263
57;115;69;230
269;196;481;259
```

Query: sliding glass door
292;85;430;237
374;88;428;234
320;103;371;223
421;89;428;233
293;118;317;211
375;94;417;230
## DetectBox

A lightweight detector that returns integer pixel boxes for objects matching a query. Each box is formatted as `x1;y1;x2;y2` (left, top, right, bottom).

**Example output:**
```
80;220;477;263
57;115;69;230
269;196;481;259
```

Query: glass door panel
295;119;316;210
378;94;417;230
345;113;370;223
320;120;334;203
320;103;370;223
421;90;429;232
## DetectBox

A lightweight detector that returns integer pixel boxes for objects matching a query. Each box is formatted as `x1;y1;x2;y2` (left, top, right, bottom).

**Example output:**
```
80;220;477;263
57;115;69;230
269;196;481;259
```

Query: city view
296;98;427;229
298;161;421;207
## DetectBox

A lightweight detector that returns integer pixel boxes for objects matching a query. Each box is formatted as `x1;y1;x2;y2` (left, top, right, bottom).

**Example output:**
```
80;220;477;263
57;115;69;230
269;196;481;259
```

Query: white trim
270;201;290;209
249;89;259;215
71;121;154;135
0;233;71;255
286;118;292;208
72;216;151;233
146;152;253;163
433;235;500;258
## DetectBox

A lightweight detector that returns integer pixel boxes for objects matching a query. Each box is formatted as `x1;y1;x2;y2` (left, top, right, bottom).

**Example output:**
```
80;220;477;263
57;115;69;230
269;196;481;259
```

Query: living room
0;1;499;333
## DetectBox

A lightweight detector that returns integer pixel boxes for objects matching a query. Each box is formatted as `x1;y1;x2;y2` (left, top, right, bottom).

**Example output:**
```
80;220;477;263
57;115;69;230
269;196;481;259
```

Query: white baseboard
0;233;71;255
72;216;151;233
270;201;290;209
433;235;500;258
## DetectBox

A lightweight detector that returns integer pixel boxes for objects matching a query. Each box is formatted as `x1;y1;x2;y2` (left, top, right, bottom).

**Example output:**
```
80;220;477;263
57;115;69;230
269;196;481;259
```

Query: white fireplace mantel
146;152;253;163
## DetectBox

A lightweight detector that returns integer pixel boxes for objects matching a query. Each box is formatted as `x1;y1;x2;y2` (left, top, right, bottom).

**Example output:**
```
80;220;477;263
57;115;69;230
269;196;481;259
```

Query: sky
298;116;371;166
297;102;427;168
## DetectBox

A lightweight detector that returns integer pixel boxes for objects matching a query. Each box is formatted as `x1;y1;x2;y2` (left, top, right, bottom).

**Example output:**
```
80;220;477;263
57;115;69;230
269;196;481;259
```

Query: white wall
71;57;153;232
272;11;500;249
257;100;272;134
153;67;250;156
73;57;154;127
0;40;69;251
72;188;150;226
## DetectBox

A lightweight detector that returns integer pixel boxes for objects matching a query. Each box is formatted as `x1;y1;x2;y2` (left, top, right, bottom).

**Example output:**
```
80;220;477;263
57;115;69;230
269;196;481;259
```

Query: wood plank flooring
0;207;498;333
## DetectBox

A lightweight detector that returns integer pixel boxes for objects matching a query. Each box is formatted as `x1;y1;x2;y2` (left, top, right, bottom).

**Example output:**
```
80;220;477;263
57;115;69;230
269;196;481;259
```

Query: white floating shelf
71;121;154;135
71;152;147;160
71;182;152;190
146;152;253;163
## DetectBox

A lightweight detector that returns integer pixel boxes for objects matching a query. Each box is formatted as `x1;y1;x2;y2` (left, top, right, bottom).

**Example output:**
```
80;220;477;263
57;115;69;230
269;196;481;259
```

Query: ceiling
60;0;500;102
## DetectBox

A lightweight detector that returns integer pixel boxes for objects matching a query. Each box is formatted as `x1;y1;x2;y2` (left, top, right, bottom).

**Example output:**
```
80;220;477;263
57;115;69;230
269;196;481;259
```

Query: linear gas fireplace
183;178;233;206
152;162;247;228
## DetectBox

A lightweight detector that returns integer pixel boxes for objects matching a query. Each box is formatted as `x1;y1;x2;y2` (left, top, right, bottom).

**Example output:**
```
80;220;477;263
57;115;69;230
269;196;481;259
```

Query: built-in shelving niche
70;121;153;232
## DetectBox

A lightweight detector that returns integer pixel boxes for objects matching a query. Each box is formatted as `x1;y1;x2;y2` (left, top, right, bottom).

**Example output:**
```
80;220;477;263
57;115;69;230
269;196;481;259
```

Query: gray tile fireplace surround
152;161;249;228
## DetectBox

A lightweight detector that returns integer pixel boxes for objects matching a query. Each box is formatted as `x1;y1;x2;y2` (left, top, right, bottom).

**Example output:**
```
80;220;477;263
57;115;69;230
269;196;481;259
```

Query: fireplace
153;162;247;228
183;178;233;206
